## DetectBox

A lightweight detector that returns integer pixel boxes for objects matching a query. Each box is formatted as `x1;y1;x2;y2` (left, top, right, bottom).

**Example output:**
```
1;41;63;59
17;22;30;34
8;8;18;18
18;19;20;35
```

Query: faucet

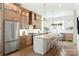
38;30;40;33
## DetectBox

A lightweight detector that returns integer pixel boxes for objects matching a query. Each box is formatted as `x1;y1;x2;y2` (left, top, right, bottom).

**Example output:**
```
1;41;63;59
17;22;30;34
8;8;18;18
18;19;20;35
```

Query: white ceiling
21;3;76;18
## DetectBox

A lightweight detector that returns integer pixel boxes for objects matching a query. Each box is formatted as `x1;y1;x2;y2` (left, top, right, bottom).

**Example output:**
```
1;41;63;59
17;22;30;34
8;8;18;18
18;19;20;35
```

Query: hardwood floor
61;41;77;56
7;46;60;56
7;41;77;56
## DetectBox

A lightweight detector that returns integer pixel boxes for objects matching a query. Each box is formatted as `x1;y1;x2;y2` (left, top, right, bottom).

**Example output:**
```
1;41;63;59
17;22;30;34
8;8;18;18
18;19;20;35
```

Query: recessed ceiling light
58;4;62;8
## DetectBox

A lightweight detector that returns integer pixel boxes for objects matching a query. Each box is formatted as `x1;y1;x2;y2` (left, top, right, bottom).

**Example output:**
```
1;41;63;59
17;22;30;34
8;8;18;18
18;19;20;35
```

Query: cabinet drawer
20;38;26;49
64;33;73;41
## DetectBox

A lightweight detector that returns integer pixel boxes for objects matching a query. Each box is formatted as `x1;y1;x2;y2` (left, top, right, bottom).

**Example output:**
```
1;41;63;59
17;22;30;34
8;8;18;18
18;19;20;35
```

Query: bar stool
50;37;58;49
56;34;63;50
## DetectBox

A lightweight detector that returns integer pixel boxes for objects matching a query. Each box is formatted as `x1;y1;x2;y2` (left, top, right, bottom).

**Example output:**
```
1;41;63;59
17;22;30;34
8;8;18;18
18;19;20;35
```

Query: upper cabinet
0;4;2;26
3;3;20;21
35;15;41;29
20;7;29;29
28;11;42;29
31;12;41;29
3;3;42;29
0;4;3;55
33;14;41;29
29;11;32;25
32;13;36;25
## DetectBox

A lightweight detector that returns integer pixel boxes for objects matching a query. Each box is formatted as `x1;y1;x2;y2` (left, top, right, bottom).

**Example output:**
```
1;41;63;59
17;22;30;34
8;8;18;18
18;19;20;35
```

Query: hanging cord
43;3;46;21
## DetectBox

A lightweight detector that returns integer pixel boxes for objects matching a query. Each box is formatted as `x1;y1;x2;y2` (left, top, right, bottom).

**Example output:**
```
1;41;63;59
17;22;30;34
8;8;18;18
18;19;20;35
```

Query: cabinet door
13;12;20;21
21;16;29;29
0;10;2;28
21;16;25;29
20;37;27;49
4;9;20;21
0;10;2;53
25;16;29;29
26;35;32;45
64;33;73;41
36;15;41;29
4;9;12;20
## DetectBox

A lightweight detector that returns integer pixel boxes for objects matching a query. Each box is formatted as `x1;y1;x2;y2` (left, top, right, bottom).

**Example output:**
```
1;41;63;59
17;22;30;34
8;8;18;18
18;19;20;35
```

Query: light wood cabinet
0;4;3;55
4;9;20;21
20;36;27;49
13;12;20;21
3;4;20;22
36;15;41;29
21;15;29;29
31;13;41;29
0;11;2;28
0;6;2;55
3;9;12;20
20;35;32;49
26;35;32;45
20;8;41;29
64;33;73;41
20;7;29;29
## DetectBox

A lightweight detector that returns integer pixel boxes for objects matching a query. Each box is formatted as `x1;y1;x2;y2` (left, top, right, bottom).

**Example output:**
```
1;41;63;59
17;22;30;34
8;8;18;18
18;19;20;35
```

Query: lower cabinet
20;36;26;49
63;33;73;41
20;35;32;49
26;35;32;45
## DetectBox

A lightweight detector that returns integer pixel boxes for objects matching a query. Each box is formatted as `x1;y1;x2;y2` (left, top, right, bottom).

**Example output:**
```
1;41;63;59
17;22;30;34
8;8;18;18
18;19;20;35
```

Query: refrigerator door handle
11;22;14;39
13;22;14;39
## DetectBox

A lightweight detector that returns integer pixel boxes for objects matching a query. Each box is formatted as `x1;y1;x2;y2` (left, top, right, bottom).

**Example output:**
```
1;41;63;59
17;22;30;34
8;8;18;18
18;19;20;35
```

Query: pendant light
43;3;46;21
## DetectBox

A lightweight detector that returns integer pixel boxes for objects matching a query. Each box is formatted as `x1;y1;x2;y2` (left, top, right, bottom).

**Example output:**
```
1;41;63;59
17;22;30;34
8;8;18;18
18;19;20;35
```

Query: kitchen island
33;33;59;55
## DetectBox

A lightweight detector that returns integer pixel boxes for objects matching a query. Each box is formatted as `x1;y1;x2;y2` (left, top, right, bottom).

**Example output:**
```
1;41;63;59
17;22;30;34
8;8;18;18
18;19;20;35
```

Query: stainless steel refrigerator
4;20;20;55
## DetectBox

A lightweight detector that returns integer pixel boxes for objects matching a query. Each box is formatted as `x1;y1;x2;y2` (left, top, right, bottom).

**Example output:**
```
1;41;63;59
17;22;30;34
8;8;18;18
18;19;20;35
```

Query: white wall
75;4;79;50
73;8;79;55
73;10;77;44
43;14;74;33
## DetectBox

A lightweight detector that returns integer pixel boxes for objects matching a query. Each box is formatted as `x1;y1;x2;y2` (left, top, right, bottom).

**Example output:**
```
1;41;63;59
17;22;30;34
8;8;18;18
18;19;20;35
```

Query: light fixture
22;12;26;15
43;3;46;21
19;9;21;14
58;4;62;8
4;3;10;5
29;25;33;29
26;13;29;16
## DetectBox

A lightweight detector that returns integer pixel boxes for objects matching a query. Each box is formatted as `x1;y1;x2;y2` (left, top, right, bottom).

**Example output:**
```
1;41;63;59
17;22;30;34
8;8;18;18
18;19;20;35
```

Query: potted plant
44;27;49;32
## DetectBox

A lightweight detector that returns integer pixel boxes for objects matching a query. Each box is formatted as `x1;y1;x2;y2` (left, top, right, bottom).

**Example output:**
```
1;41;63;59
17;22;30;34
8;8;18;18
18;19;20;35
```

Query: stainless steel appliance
4;20;20;54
